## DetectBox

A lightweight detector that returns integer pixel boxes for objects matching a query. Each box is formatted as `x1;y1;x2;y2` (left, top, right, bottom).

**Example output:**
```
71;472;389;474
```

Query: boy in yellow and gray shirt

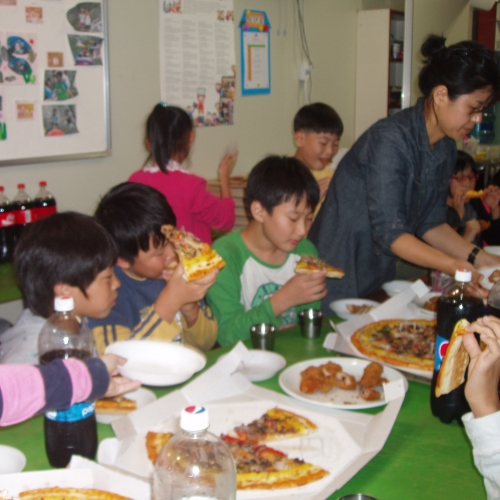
89;182;217;355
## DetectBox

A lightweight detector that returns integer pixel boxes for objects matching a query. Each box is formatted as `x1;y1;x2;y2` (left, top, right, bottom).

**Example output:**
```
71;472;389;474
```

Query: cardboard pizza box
325;280;433;380
98;342;404;500
0;456;150;499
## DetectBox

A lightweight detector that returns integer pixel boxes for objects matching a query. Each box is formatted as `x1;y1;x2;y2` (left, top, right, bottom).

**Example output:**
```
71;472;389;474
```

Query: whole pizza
351;319;436;370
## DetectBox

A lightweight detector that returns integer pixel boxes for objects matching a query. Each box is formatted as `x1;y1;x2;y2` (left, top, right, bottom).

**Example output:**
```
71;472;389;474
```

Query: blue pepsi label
434;334;450;371
45;402;95;422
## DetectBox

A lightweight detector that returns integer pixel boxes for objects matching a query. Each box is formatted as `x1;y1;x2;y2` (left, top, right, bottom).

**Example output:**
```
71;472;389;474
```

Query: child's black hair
246;156;319;215
455;150;477;175
94;182;176;263
145;104;193;172
14;212;118;318
293;102;344;136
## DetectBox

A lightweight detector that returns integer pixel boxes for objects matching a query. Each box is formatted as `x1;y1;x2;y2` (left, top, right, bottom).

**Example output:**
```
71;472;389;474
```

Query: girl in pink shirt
129;103;237;243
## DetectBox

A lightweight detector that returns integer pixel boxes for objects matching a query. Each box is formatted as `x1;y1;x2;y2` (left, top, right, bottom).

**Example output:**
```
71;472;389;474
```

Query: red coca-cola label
13;208;32;224
31;205;57;221
0;212;15;227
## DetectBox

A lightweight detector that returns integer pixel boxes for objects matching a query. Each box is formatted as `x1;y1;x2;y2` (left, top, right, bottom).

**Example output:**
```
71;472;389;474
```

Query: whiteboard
0;0;110;166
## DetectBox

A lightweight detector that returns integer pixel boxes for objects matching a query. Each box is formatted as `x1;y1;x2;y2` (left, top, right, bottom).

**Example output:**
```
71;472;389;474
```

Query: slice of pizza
161;224;225;282
19;488;132;500
95;395;137;415
146;430;172;463
295;255;345;279
466;189;484;199
435;319;470;397
222;437;329;490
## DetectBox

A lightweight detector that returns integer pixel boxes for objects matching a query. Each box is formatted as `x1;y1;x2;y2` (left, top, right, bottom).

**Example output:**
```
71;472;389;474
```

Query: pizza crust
295;255;345;279
19;488;132;500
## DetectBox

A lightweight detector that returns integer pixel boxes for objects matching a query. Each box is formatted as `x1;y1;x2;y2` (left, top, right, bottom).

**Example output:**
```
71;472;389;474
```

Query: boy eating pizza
89;182;217;354
206;156;328;346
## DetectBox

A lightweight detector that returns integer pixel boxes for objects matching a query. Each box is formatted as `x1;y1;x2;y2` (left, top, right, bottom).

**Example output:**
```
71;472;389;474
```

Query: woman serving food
309;35;500;308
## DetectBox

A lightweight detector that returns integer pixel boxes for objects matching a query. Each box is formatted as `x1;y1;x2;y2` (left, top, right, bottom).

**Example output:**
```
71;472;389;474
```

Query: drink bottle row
0;181;57;264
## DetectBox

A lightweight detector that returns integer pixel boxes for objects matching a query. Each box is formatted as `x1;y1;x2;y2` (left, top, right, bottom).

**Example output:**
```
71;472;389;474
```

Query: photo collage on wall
0;1;105;141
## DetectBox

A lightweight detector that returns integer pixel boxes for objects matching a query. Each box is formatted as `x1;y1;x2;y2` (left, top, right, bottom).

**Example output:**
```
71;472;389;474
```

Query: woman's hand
448;189;468;219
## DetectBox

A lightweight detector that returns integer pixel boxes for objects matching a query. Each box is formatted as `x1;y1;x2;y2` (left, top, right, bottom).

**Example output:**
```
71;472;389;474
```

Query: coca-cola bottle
32;181;57;222
38;296;97;468
11;183;34;248
0;187;15;263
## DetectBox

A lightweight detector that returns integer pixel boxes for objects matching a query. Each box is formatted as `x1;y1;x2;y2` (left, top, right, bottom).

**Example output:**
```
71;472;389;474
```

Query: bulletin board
0;0;110;167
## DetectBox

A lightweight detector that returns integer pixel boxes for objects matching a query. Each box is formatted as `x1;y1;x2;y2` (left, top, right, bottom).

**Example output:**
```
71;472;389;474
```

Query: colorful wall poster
159;0;236;127
0;32;37;84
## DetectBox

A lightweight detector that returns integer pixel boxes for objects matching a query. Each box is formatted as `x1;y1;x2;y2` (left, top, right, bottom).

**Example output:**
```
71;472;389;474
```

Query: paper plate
104;341;206;386
279;357;408;410
96;388;157;424
485;246;500;256
219;350;286;382
412;292;442;317
0;445;26;474
329;298;379;320
381;280;412;297
479;266;500;290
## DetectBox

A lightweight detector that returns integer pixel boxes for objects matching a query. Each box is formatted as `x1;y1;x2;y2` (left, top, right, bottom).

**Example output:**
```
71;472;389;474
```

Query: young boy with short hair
90;182;217;354
206;156;327;346
0;212;120;364
293;102;344;216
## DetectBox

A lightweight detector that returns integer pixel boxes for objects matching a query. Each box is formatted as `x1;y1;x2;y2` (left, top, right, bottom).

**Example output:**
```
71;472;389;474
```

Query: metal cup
250;323;276;351
299;308;323;339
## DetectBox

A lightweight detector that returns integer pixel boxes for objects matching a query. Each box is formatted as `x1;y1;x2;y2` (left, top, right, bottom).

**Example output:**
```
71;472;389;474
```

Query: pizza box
326;279;433;380
98;342;405;500
0;455;150;499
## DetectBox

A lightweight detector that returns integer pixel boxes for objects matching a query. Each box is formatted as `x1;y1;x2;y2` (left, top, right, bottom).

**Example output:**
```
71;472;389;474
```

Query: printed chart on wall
0;0;110;166
159;0;236;127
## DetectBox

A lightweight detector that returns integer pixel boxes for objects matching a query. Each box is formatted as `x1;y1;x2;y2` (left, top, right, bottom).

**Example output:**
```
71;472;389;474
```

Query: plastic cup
250;323;276;351
299;309;323;339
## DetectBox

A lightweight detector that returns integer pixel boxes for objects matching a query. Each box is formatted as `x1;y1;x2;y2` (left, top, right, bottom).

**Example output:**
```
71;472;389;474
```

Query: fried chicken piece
334;371;357;390
359;385;382;401
359;362;387;389
299;362;341;394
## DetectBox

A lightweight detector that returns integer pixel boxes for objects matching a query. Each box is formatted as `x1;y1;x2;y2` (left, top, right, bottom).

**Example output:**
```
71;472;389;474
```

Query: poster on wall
0;0;110;166
158;0;236;127
239;10;271;96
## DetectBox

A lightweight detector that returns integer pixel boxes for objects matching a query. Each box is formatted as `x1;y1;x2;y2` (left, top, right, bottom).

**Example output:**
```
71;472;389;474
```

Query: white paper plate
279;357;408;410
104;341;206;386
329;298;380;320
96;388;157;424
219;350;286;382
479;266;500;290
485;246;500;256
412;292;442;317
0;445;26;474
381;280;412;297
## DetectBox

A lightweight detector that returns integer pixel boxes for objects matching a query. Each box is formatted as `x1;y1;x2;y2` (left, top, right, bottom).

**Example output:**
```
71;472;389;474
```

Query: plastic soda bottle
154;405;237;500
38;296;97;468
32;181;57;221
11;183;34;247
430;269;484;423
0;187;15;263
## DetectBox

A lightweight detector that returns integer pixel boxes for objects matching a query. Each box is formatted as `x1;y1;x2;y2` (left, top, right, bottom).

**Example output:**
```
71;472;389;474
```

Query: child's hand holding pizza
463;316;500;418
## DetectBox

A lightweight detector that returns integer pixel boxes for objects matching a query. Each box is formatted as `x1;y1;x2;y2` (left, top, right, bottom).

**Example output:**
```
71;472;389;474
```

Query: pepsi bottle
0;187;15;263
430;269;484;423
32;181;57;221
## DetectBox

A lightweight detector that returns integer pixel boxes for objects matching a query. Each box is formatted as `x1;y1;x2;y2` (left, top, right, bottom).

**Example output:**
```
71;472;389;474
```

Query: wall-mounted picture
0;0;17;5
26;6;43;24
16;101;34;120
42;104;78;136
66;3;102;33
44;70;78;100
67;34;103;65
0;32;37;84
47;52;63;68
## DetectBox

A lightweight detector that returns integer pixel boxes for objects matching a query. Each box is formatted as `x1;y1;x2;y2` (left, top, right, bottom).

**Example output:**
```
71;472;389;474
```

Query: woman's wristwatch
467;246;481;265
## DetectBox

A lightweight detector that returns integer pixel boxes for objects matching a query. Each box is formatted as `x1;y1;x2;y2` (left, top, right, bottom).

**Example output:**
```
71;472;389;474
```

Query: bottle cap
39;181;47;187
180;406;209;431
54;296;74;312
17;183;25;189
455;269;472;282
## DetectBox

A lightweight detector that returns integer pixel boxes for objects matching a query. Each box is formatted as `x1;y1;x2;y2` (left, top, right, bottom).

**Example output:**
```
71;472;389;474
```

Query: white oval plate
382;280;412;297
278;357;408;410
235;350;286;382
329;298;379;320
104;341;206;386
0;445;26;474
485;246;500;256
96;388;156;424
479;266;500;290
412;292;442;317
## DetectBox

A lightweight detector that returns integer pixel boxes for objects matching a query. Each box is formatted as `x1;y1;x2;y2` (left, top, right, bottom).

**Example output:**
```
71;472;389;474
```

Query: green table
0;262;22;304
0;320;485;499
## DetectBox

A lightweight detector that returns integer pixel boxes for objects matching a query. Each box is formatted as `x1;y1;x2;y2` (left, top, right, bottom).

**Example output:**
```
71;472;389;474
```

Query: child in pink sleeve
129;103;238;243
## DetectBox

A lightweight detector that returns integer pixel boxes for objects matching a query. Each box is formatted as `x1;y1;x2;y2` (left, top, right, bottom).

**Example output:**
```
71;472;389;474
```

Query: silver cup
250;323;276;351
299;308;323;338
